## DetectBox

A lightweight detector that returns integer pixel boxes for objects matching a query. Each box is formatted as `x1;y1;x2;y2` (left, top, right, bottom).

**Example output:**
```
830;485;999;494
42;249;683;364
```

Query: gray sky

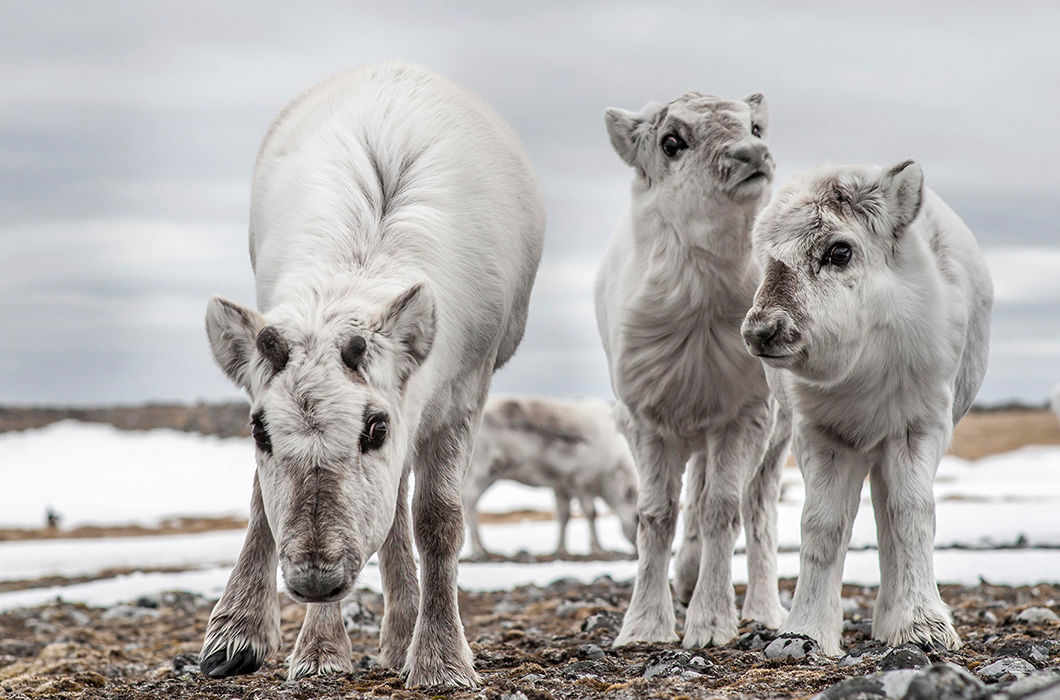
2;1;1058;406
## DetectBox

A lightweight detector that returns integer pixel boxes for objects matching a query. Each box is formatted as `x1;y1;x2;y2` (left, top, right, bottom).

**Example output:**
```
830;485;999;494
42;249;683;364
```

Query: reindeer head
205;282;435;603
605;91;773;209
741;160;925;383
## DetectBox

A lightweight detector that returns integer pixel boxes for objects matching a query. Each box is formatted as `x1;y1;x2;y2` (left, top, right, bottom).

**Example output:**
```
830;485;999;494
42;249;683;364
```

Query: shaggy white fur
742;160;993;656
595;91;789;649
201;63;544;687
462;396;639;558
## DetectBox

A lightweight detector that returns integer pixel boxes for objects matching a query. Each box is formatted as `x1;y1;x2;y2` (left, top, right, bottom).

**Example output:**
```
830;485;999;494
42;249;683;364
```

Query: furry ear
378;283;436;384
205;296;265;392
744;92;769;131
880;159;924;232
604;102;665;172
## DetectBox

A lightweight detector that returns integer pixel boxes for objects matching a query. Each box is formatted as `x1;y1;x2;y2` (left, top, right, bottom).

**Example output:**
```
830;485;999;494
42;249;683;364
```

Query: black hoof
200;647;263;677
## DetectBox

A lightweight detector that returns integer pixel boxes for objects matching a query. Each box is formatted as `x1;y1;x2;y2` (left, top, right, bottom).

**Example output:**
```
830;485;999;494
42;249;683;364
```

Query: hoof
288;648;354;680
614;613;679;646
403;657;480;688
200;647;264;678
682;615;738;649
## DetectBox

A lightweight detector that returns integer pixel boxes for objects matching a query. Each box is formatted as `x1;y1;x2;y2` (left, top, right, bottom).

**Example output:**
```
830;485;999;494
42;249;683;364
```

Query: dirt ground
0;578;1058;699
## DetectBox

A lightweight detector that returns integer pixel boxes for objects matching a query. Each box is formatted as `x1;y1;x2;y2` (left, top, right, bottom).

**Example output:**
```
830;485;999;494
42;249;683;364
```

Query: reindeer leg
673;452;706;605
741;403;789;628
871;420;960;650
684;401;771;648
615;424;689;645
461;474;490;560
578;494;603;555
553;489;571;557
379;467;420;668
403;409;481;687
200;473;280;677
776;430;868;656
288;602;353;679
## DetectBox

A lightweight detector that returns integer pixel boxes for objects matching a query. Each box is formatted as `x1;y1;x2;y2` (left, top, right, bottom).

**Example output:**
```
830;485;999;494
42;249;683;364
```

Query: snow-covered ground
0;421;1057;611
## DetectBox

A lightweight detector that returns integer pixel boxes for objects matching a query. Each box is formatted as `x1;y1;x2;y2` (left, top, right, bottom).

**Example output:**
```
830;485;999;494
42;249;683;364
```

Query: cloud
984;248;1060;305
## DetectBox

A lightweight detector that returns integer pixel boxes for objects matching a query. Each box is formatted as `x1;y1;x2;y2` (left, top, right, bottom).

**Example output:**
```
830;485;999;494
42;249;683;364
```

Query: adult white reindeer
595;91;790;649
200;63;544;687
742;161;993;656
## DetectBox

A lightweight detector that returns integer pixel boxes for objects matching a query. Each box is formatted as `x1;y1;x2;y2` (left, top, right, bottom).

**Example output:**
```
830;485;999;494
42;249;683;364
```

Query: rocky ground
1;577;1058;699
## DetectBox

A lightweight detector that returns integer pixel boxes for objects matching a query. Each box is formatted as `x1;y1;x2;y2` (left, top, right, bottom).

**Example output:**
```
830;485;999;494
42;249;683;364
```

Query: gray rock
500;693;529;700
688;655;709;670
764;634;821;660
101;604;160;621
903;663;985;700
556;600;583;618
843;618;874;635
839;646;889;668
341;598;381;635
997;641;1050;665
492;598;521;615
171;653;200;676
582;611;621;634
977;656;1037;683
641;650;697;680
1006;670;1060;698
0;640;43;658
547;577;582;592
681;670;704;680
979;610;999;626
565;660;599;675
1016;607;1060;625
880;644;931;671
813;668;917;699
737;621;776;651
581;643;605;661
520;673;545;684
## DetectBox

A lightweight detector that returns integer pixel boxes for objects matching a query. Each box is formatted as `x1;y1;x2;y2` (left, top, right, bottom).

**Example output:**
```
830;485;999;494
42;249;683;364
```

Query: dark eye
660;133;687;158
251;415;272;454
825;242;853;267
751;123;762;138
361;413;389;452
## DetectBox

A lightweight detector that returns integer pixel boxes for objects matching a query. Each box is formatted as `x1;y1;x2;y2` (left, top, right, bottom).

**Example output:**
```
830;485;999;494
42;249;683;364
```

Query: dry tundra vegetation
0;406;1058;699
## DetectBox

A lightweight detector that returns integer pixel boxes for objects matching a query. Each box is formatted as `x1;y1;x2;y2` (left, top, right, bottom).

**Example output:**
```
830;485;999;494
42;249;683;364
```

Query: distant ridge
0;402;251;437
0;400;1051;440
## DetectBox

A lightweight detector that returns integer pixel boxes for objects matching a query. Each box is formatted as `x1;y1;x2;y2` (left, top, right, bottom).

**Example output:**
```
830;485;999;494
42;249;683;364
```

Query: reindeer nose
742;309;798;356
746;318;781;347
729;142;768;167
284;559;351;602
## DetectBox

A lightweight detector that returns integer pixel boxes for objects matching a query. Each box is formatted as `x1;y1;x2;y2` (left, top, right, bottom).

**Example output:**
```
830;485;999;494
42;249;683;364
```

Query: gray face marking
758;259;802;319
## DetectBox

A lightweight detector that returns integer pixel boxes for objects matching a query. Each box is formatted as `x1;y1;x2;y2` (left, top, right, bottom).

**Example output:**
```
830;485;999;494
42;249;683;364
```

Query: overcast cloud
2;1;1058;406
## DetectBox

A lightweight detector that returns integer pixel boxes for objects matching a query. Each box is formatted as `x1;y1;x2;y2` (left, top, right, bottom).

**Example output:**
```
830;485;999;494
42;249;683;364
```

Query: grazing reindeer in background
200;63;544;687
595;91;790;649
462;396;639;559
742;160;992;656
